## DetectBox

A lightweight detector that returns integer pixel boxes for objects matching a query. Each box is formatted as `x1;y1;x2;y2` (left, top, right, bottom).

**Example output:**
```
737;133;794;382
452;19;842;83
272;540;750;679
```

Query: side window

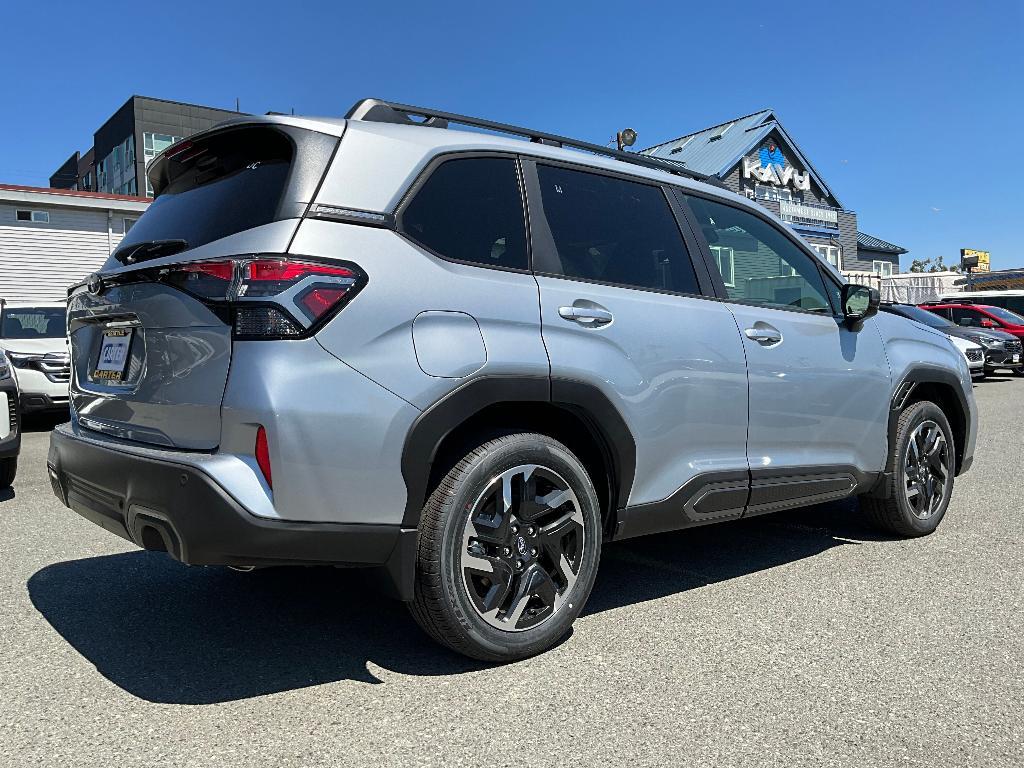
535;164;700;294
684;194;831;313
402;157;527;270
950;307;982;327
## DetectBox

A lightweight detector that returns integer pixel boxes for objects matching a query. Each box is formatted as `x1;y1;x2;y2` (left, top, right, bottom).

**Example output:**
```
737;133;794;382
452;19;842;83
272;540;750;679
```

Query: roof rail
345;98;726;188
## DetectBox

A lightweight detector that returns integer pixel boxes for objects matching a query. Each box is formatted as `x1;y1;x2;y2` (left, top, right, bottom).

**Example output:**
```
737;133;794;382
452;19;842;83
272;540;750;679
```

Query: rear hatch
69;120;342;450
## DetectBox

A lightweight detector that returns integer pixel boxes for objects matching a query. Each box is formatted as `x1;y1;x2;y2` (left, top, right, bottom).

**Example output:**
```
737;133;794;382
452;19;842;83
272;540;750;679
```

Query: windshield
984;306;1024;324
890;305;953;328
1;307;67;339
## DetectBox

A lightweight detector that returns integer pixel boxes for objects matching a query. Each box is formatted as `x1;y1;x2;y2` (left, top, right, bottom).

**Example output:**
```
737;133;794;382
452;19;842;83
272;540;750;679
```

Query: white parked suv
0;301;70;413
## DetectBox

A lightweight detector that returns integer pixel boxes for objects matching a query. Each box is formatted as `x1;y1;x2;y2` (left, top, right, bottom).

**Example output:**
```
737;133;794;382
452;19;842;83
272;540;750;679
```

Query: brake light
255;426;272;488
160;255;365;339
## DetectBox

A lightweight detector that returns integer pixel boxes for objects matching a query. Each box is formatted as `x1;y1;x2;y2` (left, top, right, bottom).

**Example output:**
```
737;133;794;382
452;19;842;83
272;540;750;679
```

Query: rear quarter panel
290;220;549;410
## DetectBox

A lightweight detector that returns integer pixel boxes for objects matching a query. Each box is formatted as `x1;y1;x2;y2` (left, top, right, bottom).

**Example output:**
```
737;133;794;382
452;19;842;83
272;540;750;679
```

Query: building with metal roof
642;109;907;276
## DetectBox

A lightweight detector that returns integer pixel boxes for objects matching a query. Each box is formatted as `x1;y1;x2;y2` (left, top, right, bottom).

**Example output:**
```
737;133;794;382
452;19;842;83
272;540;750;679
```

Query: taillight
160;255;365;339
255;425;272;488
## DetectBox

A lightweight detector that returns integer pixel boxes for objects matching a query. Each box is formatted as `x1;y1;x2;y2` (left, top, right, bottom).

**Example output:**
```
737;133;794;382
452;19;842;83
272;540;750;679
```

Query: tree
908;256;960;273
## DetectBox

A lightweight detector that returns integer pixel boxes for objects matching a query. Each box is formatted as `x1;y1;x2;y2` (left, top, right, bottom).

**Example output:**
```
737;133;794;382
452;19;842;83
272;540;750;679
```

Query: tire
409;433;602;662
0;458;16;489
1014;367;1024;377
859;400;955;537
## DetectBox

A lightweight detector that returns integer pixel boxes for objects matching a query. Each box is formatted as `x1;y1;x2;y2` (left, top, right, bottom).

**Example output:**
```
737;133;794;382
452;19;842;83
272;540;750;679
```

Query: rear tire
409;433;601;662
859;401;955;537
0;458;16;489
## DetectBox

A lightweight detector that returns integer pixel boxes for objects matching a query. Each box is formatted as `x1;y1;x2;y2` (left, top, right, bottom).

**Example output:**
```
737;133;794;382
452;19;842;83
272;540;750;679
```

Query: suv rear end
48;116;421;585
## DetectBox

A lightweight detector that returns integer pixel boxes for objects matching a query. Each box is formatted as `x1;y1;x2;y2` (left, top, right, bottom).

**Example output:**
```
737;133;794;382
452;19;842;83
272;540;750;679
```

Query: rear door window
534;164;699;294
401;157;527;270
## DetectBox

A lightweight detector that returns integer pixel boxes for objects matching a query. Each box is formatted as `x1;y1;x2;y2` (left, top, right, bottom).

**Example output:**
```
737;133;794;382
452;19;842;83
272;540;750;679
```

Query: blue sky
3;0;1021;270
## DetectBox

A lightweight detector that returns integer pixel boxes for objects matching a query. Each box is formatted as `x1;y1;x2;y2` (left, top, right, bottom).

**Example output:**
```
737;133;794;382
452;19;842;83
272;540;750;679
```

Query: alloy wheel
903;420;951;520
460;464;586;632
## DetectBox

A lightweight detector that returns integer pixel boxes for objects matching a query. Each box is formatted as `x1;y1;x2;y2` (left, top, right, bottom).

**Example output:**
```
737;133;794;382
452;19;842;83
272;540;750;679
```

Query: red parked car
920;302;1024;340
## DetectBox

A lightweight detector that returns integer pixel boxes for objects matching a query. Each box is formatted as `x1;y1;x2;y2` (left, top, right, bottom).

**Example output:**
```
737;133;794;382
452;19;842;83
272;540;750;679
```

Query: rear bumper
47;423;416;598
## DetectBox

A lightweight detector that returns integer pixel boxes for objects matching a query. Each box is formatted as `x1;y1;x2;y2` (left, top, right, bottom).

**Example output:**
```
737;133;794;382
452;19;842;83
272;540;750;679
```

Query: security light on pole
616;128;637;152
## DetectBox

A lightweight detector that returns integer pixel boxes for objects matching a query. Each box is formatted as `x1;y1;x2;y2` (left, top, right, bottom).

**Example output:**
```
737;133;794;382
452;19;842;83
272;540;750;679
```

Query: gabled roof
856;231;907;255
640;109;841;206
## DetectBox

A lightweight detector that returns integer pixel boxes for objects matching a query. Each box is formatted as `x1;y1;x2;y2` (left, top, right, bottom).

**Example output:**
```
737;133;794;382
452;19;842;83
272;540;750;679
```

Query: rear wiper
114;239;189;265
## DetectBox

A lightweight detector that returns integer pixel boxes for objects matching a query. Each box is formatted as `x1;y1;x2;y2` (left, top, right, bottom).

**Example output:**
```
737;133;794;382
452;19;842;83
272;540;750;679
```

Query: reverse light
255;426;272;489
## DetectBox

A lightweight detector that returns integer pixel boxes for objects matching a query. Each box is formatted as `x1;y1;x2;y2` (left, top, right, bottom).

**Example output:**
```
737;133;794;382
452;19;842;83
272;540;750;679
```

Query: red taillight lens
297;287;351;320
245;260;355;282
255;426;272;489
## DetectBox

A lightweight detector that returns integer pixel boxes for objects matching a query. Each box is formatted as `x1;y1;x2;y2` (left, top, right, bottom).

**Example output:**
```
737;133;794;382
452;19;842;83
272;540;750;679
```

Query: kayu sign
742;157;811;190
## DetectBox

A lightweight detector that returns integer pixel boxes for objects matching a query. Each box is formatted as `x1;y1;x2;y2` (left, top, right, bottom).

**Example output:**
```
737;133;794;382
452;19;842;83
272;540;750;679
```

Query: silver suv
48;100;977;661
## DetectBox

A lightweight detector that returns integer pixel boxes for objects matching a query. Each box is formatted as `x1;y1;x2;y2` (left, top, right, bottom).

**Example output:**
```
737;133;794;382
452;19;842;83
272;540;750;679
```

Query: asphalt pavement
1;377;1022;767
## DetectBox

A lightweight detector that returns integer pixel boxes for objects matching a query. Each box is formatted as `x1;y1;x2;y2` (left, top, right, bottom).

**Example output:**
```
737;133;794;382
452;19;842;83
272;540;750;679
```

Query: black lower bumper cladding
47;424;416;597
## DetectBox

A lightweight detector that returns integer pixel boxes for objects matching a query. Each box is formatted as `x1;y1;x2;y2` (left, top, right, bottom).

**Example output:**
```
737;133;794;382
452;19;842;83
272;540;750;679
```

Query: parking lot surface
1;378;1022;767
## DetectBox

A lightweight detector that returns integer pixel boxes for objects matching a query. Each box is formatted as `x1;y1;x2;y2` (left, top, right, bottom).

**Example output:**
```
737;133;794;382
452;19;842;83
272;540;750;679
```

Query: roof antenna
236;97;240;113
291;107;294;115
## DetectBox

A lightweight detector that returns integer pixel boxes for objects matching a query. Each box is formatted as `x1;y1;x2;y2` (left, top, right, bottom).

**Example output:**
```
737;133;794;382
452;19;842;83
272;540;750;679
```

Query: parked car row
880;301;1024;379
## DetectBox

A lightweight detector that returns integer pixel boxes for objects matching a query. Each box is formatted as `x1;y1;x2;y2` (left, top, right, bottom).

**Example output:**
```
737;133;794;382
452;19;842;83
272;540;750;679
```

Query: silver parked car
48;100;977;661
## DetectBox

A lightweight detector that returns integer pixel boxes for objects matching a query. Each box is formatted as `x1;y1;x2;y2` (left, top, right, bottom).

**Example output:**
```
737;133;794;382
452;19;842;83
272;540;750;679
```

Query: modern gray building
643;110;906;275
50;96;244;198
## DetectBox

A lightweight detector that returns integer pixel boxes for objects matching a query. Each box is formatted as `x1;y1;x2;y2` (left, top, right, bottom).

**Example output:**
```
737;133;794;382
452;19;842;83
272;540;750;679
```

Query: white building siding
0;200;144;303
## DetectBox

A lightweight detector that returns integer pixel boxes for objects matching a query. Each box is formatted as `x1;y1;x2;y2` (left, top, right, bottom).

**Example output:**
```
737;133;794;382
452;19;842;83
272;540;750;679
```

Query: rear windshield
2;307;67;339
114;127;294;258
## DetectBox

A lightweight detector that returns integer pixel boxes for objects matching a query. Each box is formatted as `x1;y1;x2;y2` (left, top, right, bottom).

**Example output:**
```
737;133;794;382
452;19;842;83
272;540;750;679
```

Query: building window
872;260;894;277
710;245;736;286
124;217;138;234
812;243;842;270
16;210;49;223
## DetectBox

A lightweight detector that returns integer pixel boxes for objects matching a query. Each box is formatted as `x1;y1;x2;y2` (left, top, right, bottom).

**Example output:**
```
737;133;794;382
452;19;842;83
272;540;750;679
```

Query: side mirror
842;283;879;326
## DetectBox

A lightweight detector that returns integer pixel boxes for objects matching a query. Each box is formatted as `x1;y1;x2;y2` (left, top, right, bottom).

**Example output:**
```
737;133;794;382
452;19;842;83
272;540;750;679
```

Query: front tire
859;400;955;537
409;433;602;662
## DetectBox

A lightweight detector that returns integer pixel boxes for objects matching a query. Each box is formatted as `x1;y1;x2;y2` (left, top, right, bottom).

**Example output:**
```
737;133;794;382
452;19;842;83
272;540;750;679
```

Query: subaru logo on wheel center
515;535;527;556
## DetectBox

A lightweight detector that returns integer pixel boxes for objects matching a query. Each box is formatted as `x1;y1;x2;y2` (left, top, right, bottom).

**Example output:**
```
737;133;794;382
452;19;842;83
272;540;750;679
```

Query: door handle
744;326;783;345
559;305;613;325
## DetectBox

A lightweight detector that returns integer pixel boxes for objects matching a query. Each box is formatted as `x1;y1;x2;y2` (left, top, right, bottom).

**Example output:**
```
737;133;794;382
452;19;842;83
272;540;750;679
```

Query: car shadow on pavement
27;498;885;705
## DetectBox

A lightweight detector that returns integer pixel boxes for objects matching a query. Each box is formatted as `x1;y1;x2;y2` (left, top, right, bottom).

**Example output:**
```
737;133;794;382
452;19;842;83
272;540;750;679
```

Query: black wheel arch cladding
399;375;637;529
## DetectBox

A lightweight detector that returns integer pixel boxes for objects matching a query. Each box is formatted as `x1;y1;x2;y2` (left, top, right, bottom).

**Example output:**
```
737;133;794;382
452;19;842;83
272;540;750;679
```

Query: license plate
94;328;134;382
